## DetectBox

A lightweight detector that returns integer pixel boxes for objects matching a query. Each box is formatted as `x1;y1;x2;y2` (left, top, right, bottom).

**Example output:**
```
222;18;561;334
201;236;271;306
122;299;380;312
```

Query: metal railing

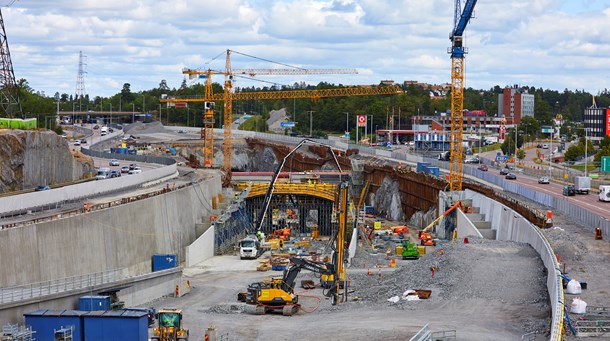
0;268;126;304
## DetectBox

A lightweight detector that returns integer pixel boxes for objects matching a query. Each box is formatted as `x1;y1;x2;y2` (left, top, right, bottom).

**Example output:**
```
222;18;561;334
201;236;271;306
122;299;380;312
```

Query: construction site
2;1;610;341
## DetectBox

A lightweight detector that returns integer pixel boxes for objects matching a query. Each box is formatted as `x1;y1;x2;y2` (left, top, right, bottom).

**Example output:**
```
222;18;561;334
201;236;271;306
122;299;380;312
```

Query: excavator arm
281;257;336;293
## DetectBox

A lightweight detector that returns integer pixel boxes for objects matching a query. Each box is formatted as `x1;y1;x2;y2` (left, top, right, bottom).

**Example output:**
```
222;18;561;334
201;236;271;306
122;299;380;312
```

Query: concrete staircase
464;204;496;240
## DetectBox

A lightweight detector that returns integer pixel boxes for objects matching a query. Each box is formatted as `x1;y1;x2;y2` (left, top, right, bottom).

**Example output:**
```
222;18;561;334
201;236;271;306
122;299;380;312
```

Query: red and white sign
606;109;610;137
357;115;367;127
175;102;188;108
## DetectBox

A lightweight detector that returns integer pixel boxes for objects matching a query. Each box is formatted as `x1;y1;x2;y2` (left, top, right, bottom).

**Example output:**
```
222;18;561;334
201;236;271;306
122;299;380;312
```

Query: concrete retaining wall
456;208;483;239
185;225;215;267
0;174;222;288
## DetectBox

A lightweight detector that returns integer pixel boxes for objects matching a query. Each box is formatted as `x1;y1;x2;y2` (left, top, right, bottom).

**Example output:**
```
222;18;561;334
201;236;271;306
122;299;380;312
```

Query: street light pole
307;111;315;137
344;112;349;142
132;103;135;123
585;124;588;177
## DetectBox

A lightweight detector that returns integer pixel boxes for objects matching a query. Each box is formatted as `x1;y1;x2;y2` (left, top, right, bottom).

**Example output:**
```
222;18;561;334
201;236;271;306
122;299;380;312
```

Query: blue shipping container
83;310;148;341
24;310;85;341
364;205;375;215
416;162;431;173
79;295;111;311
426;166;440;177
152;254;177;272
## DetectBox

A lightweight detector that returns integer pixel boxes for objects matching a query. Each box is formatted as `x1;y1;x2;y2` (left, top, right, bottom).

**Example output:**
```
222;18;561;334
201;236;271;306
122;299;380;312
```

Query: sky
3;0;610;99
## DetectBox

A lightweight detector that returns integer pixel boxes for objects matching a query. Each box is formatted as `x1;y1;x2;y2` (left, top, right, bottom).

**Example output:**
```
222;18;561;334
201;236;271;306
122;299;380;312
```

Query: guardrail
0;268;125;304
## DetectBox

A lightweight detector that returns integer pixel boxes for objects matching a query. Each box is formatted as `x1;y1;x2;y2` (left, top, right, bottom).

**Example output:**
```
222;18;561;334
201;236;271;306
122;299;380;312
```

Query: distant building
497;85;534;124
583;106;610;142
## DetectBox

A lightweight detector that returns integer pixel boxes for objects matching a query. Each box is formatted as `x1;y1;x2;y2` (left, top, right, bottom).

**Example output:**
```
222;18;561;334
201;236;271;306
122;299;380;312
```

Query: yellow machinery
241;257;336;316
160;49;401;177
448;0;478;191
151;309;189;341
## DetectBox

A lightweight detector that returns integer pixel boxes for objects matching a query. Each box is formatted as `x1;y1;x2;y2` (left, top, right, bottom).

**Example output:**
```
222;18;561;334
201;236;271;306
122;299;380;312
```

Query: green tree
121;83;134;103
565;144;584;161
516;149;526;163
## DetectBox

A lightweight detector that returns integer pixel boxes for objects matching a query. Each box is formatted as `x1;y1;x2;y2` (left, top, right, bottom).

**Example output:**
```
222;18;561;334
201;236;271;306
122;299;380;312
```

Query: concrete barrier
185;225;215;267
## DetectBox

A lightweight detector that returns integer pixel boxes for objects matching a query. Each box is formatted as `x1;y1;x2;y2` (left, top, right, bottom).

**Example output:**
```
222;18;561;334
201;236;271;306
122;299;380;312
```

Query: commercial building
498;86;535;124
583;106;610;143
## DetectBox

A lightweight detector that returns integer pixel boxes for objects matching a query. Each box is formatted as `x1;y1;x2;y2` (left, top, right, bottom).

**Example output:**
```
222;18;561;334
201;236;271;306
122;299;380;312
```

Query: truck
599;185;610;202
574;176;591;194
438;151;450;161
239;235;262;259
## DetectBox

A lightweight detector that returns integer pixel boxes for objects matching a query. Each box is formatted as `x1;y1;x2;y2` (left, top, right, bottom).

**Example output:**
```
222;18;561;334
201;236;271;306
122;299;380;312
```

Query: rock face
0;129;95;193
374;177;405;221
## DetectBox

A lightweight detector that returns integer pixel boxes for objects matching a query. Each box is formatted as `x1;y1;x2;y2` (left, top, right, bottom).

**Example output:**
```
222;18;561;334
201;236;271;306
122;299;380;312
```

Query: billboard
357;115;367;127
606;109;610;137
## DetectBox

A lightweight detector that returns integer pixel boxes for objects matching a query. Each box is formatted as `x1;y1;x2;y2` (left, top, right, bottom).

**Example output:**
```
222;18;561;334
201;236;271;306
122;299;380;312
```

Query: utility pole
307;111;315;137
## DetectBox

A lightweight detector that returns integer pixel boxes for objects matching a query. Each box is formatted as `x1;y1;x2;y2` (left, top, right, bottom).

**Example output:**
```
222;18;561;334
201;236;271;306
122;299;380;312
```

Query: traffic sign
495;155;508;162
357;115;367;127
280;121;295;128
602;156;610;173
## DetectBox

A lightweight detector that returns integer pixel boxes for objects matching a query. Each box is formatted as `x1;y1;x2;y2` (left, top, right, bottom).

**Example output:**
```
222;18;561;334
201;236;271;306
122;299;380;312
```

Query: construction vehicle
150;309;189;341
270;227;291;241
418;231;436;246
401;239;420;259
239;235;263;259
241;257;336;316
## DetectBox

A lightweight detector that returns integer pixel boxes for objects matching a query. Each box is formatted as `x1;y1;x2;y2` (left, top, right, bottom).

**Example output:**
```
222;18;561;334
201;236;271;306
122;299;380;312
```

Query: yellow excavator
150;309;189;341
241;257;337;316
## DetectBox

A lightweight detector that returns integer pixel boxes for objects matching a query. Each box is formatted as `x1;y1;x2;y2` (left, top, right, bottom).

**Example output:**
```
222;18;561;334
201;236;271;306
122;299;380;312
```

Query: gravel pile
348;237;549;307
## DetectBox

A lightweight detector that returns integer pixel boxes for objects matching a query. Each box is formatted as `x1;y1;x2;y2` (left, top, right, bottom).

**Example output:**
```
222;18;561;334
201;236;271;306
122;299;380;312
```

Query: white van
599;185;610;202
96;168;111;180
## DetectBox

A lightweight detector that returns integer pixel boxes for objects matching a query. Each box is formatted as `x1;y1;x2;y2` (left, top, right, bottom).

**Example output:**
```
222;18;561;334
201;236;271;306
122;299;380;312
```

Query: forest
8;78;610;144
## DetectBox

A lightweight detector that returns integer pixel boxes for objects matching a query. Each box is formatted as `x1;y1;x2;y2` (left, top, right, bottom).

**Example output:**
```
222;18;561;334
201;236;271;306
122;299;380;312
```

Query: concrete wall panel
0;174;221;288
185;227;215;267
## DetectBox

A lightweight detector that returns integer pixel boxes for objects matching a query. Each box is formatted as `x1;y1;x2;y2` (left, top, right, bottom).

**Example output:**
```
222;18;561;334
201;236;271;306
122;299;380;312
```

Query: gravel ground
149;233;552;340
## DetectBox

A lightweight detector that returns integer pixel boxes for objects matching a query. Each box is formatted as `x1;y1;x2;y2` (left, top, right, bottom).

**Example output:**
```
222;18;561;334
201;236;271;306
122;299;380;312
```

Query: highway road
472;146;610;221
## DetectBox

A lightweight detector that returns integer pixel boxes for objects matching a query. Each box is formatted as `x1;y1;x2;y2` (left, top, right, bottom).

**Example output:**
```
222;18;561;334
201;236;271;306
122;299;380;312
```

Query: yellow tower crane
448;0;477;191
163;50;402;177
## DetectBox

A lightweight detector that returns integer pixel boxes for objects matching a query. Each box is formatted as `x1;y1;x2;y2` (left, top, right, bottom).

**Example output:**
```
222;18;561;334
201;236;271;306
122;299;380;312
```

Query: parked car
80;139;87;144
110;170;121;178
121;166;130;173
477;164;488;171
500;168;510;175
563;185;576;196
538;176;550;184
35;185;50;191
505;173;517;180
109;159;120;166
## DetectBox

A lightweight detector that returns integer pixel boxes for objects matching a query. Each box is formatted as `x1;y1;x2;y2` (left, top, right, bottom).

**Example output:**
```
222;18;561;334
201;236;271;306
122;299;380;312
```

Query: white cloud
0;0;608;98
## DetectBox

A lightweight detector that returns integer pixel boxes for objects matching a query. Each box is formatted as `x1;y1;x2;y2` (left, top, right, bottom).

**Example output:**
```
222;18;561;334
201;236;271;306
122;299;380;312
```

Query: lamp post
307;111;315;137
132;103;135;123
72;102;76;124
585;124;588;177
344;112;349;142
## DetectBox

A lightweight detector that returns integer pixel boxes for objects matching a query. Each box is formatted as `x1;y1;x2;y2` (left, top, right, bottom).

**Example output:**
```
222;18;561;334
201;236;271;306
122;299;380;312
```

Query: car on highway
464;157;480;164
110;170;121;178
109;159;120;166
80;139;87;145
538;176;550;184
121;166;130;173
73;140;81;146
477;164;488;171
563;185;576;196
505;173;517;180
500;168;510;175
96;168;111;180
93;125;99;130
35;185;51;191
129;163;138;170
128;167;142;175
178;129;187;133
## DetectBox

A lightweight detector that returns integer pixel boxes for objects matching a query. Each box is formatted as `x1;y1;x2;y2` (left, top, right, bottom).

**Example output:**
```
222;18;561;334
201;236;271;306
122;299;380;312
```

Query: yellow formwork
241;183;338;202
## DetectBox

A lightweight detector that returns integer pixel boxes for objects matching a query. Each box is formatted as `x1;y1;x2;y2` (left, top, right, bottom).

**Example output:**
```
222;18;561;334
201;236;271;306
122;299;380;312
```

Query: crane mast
448;0;477;191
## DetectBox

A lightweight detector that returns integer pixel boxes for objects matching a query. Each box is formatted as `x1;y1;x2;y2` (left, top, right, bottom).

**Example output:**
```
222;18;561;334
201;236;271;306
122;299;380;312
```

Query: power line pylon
0;8;21;118
75;51;87;111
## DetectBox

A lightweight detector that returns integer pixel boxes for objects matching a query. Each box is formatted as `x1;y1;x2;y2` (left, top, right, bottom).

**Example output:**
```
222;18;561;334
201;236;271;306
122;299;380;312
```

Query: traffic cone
367;268;371;276
390;258;396;267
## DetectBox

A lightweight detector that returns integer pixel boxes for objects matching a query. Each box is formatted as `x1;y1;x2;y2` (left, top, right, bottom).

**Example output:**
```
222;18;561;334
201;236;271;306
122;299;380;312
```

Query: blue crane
447;0;477;191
